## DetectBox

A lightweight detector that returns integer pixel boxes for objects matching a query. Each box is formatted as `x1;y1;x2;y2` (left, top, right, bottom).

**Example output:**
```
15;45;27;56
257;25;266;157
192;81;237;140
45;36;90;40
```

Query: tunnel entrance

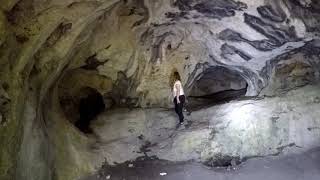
75;87;105;133
187;66;248;110
59;85;106;134
57;69;113;134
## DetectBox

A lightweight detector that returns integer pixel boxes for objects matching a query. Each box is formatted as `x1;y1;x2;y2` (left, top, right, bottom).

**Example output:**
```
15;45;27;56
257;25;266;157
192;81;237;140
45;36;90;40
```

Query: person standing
171;72;185;125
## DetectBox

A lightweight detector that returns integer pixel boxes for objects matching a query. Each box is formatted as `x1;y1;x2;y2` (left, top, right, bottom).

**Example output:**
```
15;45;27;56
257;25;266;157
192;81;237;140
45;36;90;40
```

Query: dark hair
169;71;181;89
173;72;181;81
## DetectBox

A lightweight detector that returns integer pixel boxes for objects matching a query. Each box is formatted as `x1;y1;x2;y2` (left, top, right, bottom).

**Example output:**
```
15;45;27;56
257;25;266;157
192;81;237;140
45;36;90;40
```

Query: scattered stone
106;175;111;179
128;163;134;168
231;158;238;168
159;172;167;176
204;155;241;168
184;120;193;129
227;166;231;171
138;134;144;140
313;97;320;103
307;127;320;131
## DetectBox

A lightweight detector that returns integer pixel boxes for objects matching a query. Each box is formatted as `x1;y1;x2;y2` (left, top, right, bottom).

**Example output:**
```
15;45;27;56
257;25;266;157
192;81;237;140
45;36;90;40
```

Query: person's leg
177;95;185;123
180;95;185;104
174;97;179;114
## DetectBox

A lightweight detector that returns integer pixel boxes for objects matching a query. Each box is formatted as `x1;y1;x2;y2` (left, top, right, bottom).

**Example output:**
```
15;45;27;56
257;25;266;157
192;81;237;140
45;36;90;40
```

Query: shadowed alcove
187;66;248;109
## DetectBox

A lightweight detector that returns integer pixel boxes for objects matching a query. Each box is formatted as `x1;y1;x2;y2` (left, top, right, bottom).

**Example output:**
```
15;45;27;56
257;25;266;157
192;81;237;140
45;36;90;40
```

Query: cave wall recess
0;0;319;180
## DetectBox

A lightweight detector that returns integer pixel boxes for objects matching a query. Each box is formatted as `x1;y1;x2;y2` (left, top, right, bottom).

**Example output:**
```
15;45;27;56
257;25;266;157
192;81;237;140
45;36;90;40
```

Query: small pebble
128;163;134;168
160;172;167;176
106;175;111;179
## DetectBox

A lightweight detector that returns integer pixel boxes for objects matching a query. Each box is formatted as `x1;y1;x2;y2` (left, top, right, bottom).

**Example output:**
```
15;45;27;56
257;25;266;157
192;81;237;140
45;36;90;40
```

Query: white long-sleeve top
173;80;184;97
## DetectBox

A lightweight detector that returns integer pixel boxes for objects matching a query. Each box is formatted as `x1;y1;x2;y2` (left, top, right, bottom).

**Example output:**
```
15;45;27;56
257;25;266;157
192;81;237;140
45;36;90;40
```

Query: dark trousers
174;95;185;123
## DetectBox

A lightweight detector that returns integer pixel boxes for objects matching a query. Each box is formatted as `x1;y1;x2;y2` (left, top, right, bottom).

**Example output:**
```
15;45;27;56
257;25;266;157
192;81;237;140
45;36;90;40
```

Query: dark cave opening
75;88;105;134
187;66;248;110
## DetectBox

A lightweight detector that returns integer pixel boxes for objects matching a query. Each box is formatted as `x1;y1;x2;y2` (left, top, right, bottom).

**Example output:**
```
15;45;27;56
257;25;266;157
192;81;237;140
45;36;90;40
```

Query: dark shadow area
187;87;248;111
187;66;248;111
75;88;105;134
204;155;241;168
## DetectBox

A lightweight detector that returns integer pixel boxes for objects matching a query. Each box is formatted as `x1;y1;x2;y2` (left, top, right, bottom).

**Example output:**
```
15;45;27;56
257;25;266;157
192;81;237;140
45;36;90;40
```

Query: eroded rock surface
91;85;320;165
0;0;319;180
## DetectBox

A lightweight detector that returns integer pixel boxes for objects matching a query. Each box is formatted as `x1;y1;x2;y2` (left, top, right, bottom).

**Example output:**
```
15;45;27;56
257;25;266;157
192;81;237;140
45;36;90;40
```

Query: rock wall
0;0;319;180
43;0;320;108
0;0;120;179
91;85;320;165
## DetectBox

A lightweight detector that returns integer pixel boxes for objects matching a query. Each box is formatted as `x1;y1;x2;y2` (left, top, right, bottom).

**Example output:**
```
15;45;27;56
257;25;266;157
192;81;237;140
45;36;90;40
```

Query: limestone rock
0;0;320;180
90;85;320;165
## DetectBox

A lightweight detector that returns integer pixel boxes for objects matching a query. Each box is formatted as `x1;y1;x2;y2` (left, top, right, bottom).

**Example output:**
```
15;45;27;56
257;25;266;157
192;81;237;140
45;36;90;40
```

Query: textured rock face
0;0;319;180
1;0;316;108
82;0;320;106
189;66;247;97
91;85;320;165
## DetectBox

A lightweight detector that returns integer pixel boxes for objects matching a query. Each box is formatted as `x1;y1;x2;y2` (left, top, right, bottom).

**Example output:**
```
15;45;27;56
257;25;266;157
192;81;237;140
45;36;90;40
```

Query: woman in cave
171;71;186;125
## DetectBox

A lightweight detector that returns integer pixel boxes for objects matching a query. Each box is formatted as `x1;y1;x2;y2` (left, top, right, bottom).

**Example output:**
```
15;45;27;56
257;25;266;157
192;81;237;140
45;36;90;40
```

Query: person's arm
175;82;181;103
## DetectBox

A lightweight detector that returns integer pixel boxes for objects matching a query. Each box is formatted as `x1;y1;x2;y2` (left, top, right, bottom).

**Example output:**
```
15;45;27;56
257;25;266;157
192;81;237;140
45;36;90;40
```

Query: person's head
170;71;181;89
173;71;181;82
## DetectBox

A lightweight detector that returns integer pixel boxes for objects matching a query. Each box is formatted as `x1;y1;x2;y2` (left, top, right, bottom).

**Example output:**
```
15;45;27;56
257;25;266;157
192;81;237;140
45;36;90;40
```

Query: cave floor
82;147;320;180
80;85;320;180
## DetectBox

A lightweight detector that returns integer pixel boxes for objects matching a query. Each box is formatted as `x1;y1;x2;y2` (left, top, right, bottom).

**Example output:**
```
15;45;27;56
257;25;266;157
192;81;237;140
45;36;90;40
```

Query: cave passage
187;66;248;110
75;88;105;134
